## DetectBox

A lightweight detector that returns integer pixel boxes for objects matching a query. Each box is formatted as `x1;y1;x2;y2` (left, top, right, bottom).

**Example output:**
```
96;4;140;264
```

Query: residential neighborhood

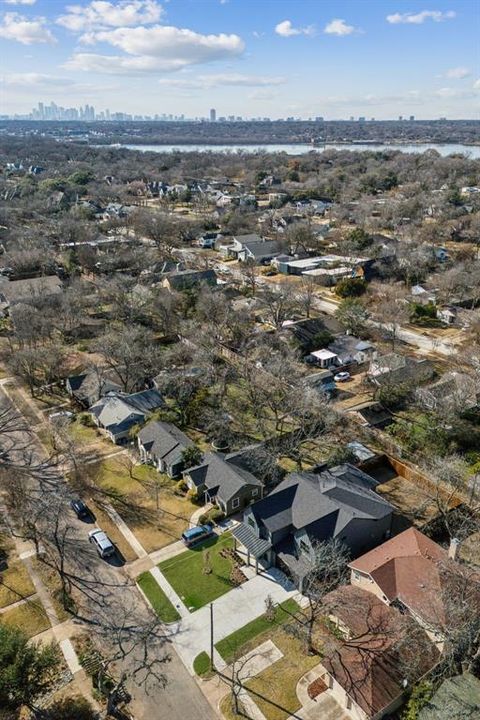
0;97;480;720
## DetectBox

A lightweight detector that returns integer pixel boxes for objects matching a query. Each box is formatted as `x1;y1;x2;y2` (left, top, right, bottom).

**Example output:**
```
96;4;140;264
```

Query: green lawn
158;533;236;611
193;651;214;678
215;599;300;664
137;571;180;623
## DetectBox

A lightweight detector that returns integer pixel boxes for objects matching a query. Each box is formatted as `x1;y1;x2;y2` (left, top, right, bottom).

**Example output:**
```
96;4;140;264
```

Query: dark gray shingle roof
250;464;393;538
186;452;262;503
138;420;193;466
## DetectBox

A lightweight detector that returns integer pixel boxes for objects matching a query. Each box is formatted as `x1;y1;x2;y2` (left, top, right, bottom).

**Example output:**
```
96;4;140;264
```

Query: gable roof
91;389;163;434
138;420;193;466
164;268;217;290
349;528;480;627
186;451;263;503
243;239;281;258
418;673;480;720
233;233;263;245
66;371;122;406
249;464;393;537
322;585;439;718
0;275;63;305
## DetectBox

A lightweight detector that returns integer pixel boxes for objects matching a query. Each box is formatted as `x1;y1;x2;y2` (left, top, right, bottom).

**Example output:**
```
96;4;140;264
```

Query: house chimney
448;537;460;560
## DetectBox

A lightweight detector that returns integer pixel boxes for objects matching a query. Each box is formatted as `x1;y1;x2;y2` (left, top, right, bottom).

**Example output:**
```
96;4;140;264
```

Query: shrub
199;506;225;525
402;681;433;720
79;413;95;427
335;277;367;298
186;487;199;502
175;478;188;494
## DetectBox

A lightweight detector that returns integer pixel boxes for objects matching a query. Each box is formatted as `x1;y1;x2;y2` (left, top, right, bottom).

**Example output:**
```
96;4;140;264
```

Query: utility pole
210;602;214;670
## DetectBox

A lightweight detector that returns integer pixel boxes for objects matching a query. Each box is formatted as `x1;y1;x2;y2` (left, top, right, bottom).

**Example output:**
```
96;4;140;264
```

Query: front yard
158;533;240;611
1;599;51;638
0;558;35;609
215;598;300;664
246;627;320;720
137;570;180;623
94;457;199;554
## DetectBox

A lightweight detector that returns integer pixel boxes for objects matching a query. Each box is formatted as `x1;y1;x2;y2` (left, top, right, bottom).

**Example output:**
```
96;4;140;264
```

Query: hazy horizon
1;0;479;120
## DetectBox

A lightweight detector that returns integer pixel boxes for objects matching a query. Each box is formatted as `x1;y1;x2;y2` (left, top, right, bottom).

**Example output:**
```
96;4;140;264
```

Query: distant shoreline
96;139;480;147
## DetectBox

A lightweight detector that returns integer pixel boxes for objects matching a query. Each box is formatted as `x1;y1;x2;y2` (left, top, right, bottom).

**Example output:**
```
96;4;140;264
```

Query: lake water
113;142;480;158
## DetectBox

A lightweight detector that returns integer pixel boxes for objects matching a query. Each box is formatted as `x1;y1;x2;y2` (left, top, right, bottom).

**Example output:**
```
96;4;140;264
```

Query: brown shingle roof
322;586;439;718
349;528;480;628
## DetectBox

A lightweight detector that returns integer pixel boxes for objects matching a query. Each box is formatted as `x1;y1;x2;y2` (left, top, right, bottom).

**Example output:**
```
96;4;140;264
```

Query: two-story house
232;464;394;588
348;527;480;646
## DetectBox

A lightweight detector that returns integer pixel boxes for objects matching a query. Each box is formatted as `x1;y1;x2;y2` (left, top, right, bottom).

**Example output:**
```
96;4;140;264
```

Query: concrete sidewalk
150;566;189;618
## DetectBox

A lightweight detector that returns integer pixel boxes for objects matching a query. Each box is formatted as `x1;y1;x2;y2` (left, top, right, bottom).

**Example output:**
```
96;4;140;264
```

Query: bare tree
286;539;350;653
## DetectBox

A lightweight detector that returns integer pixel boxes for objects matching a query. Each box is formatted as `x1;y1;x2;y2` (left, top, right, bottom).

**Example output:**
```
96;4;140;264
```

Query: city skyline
5;99;427;122
0;0;479;119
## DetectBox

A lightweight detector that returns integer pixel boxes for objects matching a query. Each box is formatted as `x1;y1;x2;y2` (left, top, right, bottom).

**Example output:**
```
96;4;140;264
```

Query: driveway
165;567;298;672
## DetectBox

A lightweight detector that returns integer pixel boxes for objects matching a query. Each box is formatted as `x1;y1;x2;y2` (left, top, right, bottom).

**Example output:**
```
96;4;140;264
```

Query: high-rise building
409;115;415;121
209;108;216;122
398;115;403;121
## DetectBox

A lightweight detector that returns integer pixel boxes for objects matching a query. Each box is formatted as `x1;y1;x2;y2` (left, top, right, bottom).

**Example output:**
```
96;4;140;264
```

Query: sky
0;0;479;119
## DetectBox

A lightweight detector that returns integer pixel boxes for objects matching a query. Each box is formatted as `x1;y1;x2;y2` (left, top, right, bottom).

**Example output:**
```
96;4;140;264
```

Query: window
232;497;240;510
252;488;259;497
248;516;255;528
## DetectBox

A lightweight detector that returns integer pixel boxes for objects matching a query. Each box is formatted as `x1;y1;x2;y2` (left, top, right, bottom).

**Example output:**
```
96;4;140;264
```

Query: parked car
334;371;351;382
49;410;74;421
70;499;90;520
181;524;214;548
88;529;115;558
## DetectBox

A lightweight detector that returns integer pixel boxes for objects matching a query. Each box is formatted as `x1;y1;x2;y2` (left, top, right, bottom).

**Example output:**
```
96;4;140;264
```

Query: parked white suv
88;529;115;559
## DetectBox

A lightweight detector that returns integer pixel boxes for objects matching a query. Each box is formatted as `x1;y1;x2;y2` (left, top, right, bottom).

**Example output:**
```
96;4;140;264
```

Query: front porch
232;522;273;575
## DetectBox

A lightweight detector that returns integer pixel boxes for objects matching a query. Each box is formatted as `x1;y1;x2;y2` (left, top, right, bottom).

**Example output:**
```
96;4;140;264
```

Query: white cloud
65;53;185;73
386;10;456;24
57;0;162;32
0;12;56;43
474;79;480;90
157;73;287;89
67;24;244;74
324;18;358;36
445;66;470;79
3;0;36;5
3;72;71;86
274;19;314;37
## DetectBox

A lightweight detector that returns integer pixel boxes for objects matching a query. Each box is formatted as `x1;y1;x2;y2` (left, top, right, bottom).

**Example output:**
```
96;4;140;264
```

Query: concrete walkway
189;503;212;528
0;594;36;613
295;663;327;708
150;566;190;618
289;663;350;720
